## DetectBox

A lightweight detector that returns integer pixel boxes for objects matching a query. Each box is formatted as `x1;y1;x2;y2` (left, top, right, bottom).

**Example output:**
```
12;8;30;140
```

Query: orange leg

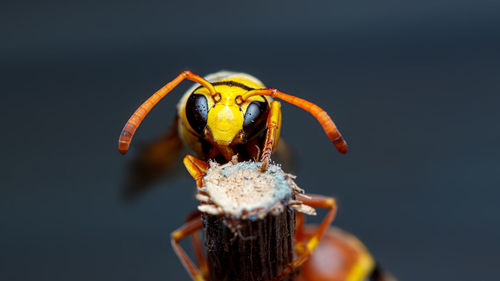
241;89;347;154
185;211;208;277
260;101;282;171
118;71;216;155
270;194;337;281
295;212;306;246
183;154;210;187
171;215;206;281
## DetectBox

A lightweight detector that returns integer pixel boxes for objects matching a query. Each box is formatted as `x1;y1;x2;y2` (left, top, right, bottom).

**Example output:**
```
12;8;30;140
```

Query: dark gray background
1;1;499;280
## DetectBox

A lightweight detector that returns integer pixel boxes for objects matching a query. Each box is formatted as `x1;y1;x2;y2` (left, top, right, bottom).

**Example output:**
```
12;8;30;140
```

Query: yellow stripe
307;236;320;252
346;250;375;281
194;274;205;281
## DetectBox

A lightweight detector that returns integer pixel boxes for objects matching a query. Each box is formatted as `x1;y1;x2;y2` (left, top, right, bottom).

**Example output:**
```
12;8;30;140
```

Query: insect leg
183;154;210;187
293;211;309;260
294;212;306;255
269;194;337;281
295;194;337;254
260;101;282;171
171;215;206;281
185;210;208;277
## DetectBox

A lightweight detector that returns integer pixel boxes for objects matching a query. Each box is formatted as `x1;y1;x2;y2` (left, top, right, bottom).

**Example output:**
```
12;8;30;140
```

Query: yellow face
179;76;272;161
207;86;247;145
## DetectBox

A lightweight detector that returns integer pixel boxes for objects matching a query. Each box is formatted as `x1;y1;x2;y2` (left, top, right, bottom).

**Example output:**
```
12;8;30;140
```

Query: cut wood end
197;160;315;219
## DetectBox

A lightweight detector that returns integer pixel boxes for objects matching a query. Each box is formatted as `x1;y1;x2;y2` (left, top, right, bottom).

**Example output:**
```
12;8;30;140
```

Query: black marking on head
185;94;208;135
193;80;256;92
243;101;269;139
212;81;255;91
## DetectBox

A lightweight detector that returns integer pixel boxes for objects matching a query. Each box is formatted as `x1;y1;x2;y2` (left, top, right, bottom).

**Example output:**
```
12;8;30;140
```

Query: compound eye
186;94;209;135
243;101;269;138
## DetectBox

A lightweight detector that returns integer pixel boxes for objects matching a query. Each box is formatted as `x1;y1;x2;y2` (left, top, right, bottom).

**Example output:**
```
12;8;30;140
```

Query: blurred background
1;0;499;280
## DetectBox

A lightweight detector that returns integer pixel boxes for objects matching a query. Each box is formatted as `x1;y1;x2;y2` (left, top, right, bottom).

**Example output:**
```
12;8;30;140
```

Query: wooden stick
203;208;296;281
197;161;309;281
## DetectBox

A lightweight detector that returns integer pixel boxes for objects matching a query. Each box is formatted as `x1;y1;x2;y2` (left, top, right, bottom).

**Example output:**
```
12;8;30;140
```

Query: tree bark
203;209;296;281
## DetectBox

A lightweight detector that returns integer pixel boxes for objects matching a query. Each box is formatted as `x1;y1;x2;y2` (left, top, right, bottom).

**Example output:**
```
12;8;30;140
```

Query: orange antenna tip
118;146;128;155
118;124;135;155
333;137;348;154
118;139;130;155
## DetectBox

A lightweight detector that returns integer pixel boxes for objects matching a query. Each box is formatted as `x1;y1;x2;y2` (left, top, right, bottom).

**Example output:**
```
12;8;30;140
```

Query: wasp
118;70;347;172
118;71;393;281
